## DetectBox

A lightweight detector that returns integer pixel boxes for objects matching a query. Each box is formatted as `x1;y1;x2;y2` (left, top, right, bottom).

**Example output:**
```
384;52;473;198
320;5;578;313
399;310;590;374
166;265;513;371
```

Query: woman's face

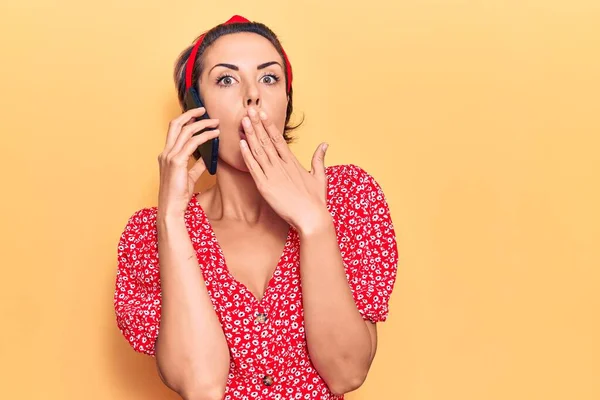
197;32;289;172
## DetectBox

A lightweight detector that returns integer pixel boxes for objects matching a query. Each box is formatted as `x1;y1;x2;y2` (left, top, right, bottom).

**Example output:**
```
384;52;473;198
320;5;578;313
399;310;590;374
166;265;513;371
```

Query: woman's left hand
239;107;331;234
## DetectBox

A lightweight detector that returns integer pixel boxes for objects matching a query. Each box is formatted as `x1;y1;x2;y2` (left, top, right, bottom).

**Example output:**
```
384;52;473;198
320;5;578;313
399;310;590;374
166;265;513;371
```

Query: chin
216;152;250;174
235;162;251;173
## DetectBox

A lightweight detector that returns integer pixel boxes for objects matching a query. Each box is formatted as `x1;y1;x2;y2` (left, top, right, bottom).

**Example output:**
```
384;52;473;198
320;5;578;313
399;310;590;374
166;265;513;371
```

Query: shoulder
120;195;204;241
326;163;383;190
118;207;159;260
325;164;387;209
118;196;207;256
120;207;158;239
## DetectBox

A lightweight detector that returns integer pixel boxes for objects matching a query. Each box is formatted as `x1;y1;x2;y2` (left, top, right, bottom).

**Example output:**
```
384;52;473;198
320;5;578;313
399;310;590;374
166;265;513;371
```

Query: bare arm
236;109;392;396
155;214;230;400
299;216;377;396
154;107;229;400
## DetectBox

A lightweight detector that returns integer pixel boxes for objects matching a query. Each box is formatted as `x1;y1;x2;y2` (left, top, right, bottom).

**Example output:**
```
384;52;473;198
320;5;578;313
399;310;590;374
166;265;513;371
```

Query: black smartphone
183;87;219;175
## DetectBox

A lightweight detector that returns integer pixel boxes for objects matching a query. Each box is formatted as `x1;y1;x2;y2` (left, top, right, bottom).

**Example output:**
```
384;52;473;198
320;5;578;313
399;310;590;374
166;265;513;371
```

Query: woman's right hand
157;107;220;219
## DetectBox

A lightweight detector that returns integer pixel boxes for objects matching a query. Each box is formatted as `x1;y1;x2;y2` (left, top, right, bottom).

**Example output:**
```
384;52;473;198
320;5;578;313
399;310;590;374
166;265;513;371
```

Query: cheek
273;100;289;133
203;97;233;120
216;136;248;170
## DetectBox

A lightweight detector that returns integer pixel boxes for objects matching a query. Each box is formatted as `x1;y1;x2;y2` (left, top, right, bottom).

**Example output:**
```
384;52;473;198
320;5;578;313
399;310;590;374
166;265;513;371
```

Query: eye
260;73;281;85
216;74;238;87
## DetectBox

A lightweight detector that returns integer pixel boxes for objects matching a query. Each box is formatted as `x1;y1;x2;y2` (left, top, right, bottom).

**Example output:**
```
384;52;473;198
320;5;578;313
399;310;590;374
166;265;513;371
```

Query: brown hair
173;21;304;148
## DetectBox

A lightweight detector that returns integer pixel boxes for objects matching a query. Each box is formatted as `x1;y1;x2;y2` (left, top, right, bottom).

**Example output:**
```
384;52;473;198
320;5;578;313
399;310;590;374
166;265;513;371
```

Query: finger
248;108;279;162
259;110;292;162
174;129;221;162
170;118;220;155
240;139;266;184
242;116;271;168
164;107;207;149
311;142;328;179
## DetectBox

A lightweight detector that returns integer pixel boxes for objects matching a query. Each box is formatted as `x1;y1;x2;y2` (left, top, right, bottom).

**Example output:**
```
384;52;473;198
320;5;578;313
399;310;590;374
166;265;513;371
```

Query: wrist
157;210;186;225
296;208;334;238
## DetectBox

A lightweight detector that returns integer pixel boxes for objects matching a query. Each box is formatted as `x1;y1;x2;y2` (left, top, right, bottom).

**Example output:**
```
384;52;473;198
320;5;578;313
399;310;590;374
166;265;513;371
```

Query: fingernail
322;143;329;151
240;139;248;148
259;111;267;120
248;108;257;117
243;117;251;127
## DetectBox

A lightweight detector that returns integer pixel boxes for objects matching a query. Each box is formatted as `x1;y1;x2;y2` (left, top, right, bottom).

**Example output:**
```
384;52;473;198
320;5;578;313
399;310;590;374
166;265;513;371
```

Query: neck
203;161;276;225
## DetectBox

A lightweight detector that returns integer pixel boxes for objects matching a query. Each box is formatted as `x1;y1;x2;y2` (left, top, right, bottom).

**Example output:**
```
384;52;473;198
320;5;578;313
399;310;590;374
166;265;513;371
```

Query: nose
244;83;261;108
245;95;260;107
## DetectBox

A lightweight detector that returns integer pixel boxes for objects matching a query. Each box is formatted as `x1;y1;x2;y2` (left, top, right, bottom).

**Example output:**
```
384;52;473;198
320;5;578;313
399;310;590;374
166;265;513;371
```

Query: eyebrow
208;61;282;74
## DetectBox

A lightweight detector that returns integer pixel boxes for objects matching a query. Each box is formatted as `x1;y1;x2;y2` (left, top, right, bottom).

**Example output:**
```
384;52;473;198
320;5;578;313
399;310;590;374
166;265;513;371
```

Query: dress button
262;375;274;386
255;312;268;324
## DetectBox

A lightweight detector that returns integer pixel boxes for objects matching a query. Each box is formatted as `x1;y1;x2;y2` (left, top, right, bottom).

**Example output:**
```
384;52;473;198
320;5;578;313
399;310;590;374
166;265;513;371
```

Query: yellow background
1;0;598;399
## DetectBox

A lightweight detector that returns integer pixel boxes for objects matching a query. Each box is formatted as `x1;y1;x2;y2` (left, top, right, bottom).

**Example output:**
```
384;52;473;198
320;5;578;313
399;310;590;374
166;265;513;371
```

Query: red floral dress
114;164;398;399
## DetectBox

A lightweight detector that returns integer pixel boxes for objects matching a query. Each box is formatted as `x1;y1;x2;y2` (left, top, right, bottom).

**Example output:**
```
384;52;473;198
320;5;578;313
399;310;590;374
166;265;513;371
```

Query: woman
114;15;398;400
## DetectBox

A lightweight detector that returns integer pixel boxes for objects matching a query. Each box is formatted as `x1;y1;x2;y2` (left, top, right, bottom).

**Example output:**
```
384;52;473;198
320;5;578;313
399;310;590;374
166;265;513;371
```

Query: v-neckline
191;192;294;306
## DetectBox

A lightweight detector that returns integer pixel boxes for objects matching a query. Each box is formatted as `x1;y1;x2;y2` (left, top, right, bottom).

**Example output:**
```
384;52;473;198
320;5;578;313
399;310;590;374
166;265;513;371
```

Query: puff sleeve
339;164;399;323
113;208;161;356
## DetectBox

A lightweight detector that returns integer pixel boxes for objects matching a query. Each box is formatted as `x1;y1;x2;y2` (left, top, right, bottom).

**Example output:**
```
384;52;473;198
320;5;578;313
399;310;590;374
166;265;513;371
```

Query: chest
191;219;305;359
209;220;291;303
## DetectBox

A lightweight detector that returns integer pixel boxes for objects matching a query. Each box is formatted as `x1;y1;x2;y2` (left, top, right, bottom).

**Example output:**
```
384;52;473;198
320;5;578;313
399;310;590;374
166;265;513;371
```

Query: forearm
156;214;230;399
299;214;374;394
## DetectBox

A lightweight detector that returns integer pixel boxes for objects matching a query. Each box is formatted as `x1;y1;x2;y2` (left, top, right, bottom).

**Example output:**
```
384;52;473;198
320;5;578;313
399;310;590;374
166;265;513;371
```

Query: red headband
184;15;293;93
